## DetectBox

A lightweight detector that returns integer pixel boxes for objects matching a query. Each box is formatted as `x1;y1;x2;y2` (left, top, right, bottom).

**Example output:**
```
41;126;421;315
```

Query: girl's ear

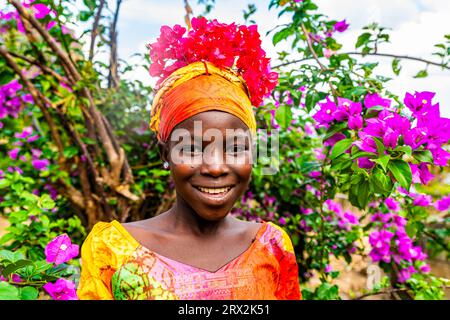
158;140;170;164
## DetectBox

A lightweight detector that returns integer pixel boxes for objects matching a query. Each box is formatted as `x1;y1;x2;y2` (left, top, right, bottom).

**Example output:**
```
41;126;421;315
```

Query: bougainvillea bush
0;0;449;299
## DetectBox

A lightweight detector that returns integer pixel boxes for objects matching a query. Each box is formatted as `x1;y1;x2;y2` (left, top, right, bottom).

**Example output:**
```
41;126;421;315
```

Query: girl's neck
167;197;232;237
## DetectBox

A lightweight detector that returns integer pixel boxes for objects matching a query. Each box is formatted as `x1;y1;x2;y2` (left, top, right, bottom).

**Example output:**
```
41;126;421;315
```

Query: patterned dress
77;220;302;300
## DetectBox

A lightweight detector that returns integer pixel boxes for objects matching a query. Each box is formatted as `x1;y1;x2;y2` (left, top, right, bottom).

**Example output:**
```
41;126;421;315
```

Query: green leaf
19;286;39;300
39;194;55;210
0;179;11;189
372;137;385;156
392;58;402;75
357;180;370;209
414;69;428;78
372;155;390;172
388;160;412;191
323;123;347;141
2;260;34;277
371;167;392;195
275;105;293;130
63;146;79;158
272;27;293;46
331;139;353;159
413;150;434;164
0;282;20;300
355;32;371;49
405;221;419;238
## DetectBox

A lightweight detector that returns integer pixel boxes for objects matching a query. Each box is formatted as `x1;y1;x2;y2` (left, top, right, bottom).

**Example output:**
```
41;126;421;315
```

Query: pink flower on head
43;278;78;300
45;234;79;265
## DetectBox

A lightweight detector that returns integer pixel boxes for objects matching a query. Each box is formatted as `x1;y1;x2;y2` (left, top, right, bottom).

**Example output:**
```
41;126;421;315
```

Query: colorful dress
77;220;302;300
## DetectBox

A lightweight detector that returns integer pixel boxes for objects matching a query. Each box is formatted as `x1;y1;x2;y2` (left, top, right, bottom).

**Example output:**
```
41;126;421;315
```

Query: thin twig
89;0;106;61
300;23;338;104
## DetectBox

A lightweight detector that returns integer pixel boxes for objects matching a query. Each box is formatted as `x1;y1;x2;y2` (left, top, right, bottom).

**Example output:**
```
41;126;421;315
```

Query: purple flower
348;114;363;130
32;159;50;170
357;157;375;169
43;278;78;300
45;234;79;265
32;4;52;19
324;264;333;273
413;194;433;207
364;92;391;109
312;97;336;126
15;126;33;139
385;198;400;212
334;20;349;32
435;196;450;212
344;211;358;225
404;91;435;116
8;148;20;160
279;217;287;225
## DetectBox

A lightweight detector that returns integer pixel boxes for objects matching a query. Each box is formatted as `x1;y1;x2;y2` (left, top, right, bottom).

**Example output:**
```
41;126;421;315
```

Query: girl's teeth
198;187;230;194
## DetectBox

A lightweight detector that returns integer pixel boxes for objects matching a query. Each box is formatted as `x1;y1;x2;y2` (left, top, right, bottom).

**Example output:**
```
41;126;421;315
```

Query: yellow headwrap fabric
149;61;256;142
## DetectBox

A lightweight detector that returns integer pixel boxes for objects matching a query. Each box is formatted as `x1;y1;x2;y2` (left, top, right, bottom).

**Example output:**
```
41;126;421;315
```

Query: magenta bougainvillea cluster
147;17;278;107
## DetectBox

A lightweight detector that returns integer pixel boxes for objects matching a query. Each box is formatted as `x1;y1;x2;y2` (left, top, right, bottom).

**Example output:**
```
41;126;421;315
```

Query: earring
163;161;169;169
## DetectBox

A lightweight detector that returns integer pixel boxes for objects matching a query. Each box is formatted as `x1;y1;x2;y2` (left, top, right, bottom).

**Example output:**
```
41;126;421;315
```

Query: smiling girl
76;18;301;300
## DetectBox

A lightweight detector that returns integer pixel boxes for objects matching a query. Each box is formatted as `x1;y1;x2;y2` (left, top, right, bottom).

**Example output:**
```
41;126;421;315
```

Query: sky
1;0;449;116
109;0;450;117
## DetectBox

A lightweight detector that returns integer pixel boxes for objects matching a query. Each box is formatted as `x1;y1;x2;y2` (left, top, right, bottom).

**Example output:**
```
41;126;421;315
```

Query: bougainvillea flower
385;198;400;212
312;97;336;126
8;148;20;160
403;91;436;116
435;196;450;212
428;145;450;166
43;278;78;300
32;159;50;170
412;194;433;207
364;92;391;109
45;234;79;265
14;126;33;139
32;4;52;19
357;157;375;169
334;20;349;32
354;132;377;153
404;127;429;149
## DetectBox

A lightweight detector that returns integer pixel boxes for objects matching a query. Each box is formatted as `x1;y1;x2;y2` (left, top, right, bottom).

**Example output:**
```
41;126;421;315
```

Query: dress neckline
111;220;269;274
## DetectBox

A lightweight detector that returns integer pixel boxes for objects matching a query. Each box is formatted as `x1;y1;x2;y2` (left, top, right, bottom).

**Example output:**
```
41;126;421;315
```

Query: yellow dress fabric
77;220;302;300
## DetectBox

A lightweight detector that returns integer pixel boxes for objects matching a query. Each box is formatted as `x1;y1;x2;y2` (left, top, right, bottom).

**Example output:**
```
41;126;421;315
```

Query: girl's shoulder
258;221;296;256
81;220;140;268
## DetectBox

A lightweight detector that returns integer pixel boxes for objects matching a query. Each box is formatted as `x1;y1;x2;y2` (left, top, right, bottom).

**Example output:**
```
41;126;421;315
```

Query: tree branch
89;0;106;62
300;23;338;103
108;0;122;88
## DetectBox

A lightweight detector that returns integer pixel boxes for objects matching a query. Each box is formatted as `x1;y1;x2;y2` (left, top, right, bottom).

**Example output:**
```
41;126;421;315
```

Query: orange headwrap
150;61;256;142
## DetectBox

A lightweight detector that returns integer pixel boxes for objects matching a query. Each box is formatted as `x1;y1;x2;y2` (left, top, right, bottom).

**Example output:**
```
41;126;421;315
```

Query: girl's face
162;110;253;221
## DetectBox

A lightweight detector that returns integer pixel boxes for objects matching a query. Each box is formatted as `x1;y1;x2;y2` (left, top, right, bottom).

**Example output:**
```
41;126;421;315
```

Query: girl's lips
192;185;235;205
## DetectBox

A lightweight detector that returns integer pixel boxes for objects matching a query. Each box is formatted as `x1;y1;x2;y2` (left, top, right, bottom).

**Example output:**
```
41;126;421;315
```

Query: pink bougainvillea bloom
357;157;375;169
364;92;391;109
334;20;349;32
279;217;286;225
324;264;333;273
8;148;20;160
413;194;433;207
15;126;33;139
348;114;363;130
32;159;50;170
45;234;79;265
419;264;431;273
43;278;78;300
59;81;73;92
312;97;336;126
344;211;358;225
385;198;400;212
323;48;335;58
403;91;435;116
32;4;52;19
27;134;39;143
435;196;450;212
46;20;57;30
